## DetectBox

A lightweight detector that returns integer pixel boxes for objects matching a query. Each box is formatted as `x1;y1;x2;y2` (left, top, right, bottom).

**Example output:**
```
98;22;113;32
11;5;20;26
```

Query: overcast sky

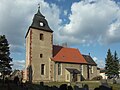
0;0;120;70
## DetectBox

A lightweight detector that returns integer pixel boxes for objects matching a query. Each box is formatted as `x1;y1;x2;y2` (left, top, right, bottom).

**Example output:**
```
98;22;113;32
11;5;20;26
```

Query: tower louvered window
41;64;45;75
40;33;44;40
40;54;43;58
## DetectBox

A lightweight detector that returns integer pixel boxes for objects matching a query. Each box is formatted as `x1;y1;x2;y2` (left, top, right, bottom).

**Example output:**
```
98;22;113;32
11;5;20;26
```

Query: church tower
25;6;53;82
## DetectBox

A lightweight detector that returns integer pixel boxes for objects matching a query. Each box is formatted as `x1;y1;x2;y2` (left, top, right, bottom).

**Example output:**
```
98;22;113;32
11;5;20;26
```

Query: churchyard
0;80;120;90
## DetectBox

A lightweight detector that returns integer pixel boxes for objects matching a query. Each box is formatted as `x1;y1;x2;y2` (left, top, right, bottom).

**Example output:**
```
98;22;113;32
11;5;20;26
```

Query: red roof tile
52;45;87;64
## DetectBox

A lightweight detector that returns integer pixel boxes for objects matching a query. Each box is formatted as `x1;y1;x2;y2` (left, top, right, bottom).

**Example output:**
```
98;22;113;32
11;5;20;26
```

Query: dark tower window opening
40;33;44;40
40;22;44;27
40;54;43;58
41;64;45;75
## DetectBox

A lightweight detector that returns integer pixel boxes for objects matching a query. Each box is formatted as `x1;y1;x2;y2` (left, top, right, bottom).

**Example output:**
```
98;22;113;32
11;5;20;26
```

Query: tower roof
36;4;45;18
25;6;53;38
30;6;53;32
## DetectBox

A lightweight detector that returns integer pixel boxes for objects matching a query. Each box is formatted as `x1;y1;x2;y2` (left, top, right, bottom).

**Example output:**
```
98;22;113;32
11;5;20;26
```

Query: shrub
92;76;103;80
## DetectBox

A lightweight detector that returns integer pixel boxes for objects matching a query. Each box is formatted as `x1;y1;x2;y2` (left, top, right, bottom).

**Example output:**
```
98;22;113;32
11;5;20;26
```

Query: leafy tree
0;35;12;80
113;51;119;77
105;49;114;78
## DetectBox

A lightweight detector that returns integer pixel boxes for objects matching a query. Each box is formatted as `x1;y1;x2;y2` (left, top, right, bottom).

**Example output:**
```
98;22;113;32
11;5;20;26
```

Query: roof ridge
53;45;78;50
63;47;77;50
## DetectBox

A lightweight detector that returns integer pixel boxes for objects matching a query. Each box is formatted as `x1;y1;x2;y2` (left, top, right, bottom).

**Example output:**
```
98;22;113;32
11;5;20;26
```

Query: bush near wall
92;76;103;80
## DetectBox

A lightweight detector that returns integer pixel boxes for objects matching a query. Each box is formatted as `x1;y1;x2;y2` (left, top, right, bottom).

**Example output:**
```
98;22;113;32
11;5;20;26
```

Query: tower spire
37;3;45;18
38;3;40;13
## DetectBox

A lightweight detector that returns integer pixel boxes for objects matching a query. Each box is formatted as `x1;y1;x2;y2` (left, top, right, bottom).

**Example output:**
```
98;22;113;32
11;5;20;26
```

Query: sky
0;0;120;70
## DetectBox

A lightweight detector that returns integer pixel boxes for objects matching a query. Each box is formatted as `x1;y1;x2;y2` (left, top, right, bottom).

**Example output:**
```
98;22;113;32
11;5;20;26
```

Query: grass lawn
109;84;120;90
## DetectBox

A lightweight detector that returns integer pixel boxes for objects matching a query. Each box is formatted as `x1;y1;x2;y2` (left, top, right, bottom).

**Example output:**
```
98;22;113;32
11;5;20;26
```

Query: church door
72;73;77;82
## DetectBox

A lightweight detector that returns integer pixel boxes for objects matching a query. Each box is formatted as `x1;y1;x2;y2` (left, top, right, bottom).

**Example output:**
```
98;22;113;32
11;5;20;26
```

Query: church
24;7;99;83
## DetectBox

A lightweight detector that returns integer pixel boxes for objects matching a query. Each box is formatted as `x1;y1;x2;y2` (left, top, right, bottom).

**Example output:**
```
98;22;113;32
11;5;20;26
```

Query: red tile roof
52;45;87;64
